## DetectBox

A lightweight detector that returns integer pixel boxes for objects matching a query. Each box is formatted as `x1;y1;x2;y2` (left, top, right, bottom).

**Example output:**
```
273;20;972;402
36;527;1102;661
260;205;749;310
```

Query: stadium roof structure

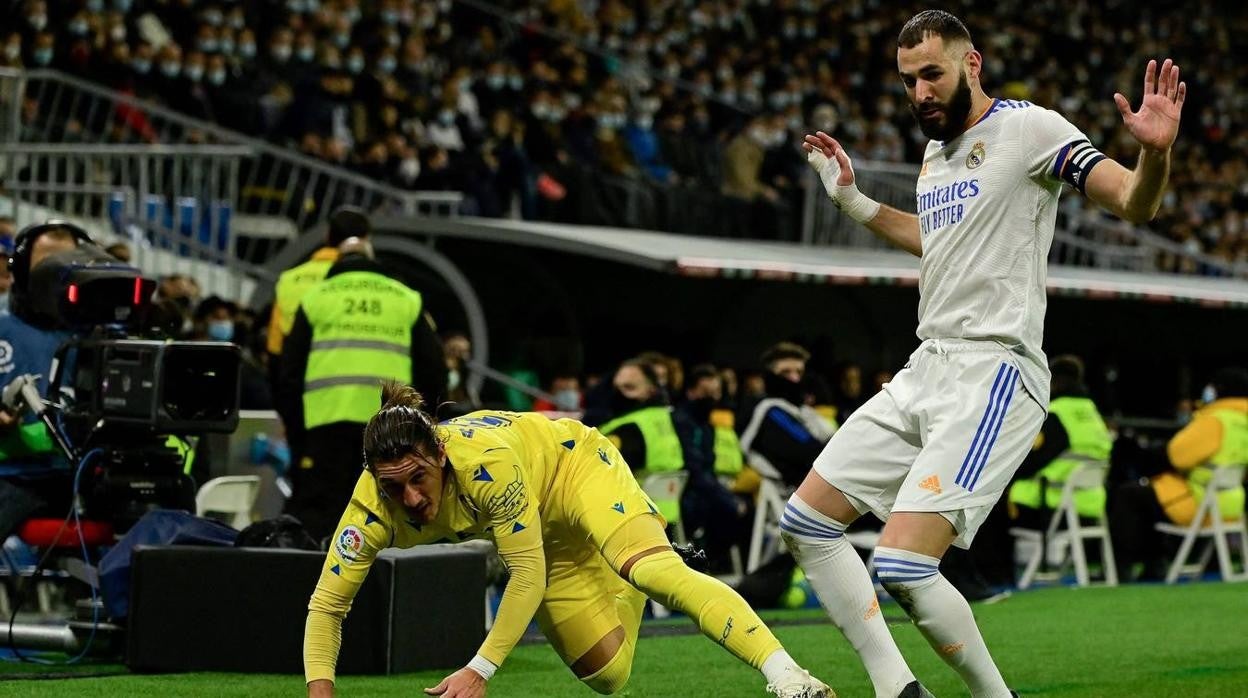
378;216;1248;309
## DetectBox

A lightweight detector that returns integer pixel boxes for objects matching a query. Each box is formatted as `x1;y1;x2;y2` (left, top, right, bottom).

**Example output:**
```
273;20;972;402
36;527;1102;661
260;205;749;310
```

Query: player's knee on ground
872;546;941;614
581;642;633;695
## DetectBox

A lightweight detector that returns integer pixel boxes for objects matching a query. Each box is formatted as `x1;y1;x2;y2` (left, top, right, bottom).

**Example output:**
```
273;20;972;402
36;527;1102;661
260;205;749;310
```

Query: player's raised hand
425;667;487;698
803;131;855;189
1114;58;1186;152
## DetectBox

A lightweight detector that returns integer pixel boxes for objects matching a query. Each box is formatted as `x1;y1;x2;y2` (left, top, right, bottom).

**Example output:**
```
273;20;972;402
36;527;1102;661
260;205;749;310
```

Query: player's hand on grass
1114;58;1186;153
425;667;488;698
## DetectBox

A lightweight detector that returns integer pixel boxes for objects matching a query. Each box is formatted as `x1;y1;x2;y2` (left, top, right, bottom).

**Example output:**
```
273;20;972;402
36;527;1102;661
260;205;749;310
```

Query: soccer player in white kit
785;10;1186;698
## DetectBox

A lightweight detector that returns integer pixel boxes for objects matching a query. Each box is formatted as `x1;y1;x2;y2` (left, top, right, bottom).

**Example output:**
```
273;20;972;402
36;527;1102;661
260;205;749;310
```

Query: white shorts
813;339;1045;548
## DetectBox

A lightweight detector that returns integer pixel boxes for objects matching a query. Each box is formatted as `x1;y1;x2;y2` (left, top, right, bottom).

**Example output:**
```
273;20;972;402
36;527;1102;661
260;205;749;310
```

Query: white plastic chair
1011;460;1118;589
1155;466;1248;584
639;470;690;545
744;454;791;573
196;475;262;530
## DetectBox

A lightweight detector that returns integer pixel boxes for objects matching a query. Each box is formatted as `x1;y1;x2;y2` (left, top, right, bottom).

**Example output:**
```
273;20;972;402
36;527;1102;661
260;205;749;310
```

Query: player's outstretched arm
804;131;923;256
1083;58;1186;223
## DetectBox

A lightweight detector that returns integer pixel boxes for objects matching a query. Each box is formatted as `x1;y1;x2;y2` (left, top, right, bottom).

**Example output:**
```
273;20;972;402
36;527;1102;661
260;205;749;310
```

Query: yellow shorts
535;426;665;663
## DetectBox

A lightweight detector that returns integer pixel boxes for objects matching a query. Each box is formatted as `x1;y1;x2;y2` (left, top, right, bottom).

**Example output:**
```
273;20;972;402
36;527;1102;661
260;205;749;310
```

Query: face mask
6;44;23;60
687;396;715;420
447;369;461;391
508;75;523;90
28;15;47;32
634;114;653;130
486;74;505;90
530;103;550;119
161;61;180;77
271;45;292;63
185;65;204;82
438;110;455;126
296;46;315;62
111;25;127;41
334;33;350;48
1202;385;1217;404
346;56;364;74
230;15;245;30
204;11;223;26
0;292;9;311
377;57;396;74
399;157;420;181
70;21;90;36
381;10;399;25
207;319;234;342
219;38;235;54
133;58;151;73
115;0;133;12
554;389;580;411
457;77;473;93
208;69;226;86
239;43;256;59
199;39;219;53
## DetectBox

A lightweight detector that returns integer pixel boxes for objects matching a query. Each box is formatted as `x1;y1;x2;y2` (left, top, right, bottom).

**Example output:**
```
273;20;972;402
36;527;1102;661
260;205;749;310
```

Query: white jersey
914;98;1103;407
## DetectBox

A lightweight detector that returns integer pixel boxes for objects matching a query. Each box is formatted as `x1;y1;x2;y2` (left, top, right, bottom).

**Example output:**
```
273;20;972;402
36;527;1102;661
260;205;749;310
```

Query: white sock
760;649;799;685
874;546;1010;698
780;496;915;698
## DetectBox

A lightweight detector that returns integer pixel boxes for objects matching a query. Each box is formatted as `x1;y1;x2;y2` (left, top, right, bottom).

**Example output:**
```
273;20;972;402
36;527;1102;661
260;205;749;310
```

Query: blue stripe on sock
873;557;938;570
782;504;846;537
877;572;939;583
779;516;843;539
954;364;1010;487
874;566;939;578
964;367;1020;492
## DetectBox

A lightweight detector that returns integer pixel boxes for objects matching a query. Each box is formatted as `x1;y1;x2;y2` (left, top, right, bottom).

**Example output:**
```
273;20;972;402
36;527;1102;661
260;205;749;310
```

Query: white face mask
448;369;461;391
1202;384;1217;404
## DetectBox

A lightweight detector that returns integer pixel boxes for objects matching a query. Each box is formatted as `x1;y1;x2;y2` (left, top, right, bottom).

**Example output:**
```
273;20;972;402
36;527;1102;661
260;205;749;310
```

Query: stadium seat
1011;459;1118;589
195;475;262;530
1155;466;1248;584
639;470;689;545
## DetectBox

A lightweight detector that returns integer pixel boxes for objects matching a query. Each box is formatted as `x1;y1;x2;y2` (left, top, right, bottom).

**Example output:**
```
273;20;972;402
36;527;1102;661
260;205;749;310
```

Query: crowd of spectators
1;0;1245;260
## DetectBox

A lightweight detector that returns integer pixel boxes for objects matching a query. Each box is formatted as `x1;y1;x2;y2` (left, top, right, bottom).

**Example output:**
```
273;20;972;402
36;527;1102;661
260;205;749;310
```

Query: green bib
1009;396;1111;517
1189;409;1248;518
300;270;422;428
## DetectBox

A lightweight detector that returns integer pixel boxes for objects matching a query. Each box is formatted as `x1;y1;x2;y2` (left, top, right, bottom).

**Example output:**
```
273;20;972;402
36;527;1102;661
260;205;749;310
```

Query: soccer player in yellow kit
305;383;833;697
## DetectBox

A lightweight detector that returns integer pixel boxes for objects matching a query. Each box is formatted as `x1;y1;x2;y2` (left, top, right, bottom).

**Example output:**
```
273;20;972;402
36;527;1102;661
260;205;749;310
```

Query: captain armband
1052;139;1106;194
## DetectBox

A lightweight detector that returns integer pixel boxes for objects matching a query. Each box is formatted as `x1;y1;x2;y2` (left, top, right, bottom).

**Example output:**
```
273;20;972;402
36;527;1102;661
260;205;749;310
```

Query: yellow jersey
305;410;602;683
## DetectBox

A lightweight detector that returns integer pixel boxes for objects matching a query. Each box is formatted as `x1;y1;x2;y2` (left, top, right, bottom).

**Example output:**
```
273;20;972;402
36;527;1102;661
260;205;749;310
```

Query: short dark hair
687;363;718;385
1050;355;1085;384
327;206;371;246
619;358;660;389
760;342;810;369
897;10;972;49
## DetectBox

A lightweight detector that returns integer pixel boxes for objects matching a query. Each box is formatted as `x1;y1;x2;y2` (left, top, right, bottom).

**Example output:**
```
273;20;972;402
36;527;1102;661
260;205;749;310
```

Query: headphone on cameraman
8;220;94;322
9;220;94;289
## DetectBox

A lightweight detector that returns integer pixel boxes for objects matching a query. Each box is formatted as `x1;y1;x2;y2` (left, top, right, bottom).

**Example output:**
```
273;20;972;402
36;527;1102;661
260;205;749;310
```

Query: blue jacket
0;313;71;475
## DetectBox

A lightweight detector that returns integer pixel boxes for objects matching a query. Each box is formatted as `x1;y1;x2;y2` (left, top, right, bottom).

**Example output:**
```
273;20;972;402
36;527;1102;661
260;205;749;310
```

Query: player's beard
911;70;974;142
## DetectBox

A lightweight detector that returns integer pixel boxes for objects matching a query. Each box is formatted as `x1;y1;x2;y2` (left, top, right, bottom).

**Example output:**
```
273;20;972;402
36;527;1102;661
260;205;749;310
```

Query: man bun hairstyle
897;10;972;49
362;380;445;470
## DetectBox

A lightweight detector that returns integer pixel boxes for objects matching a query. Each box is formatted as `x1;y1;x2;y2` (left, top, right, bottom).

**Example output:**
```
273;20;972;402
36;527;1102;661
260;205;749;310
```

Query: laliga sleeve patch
335;525;365;563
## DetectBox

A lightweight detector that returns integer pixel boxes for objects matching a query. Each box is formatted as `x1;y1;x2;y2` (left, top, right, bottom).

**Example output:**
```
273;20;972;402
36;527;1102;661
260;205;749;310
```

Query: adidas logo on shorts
918;475;943;495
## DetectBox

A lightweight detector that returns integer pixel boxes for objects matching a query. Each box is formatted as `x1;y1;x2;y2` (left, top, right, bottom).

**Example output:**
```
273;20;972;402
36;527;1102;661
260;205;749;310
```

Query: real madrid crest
966;141;986;169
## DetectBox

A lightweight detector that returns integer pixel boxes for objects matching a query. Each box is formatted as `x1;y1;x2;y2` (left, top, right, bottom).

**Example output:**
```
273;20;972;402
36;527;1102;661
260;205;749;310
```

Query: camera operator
0;222;82;536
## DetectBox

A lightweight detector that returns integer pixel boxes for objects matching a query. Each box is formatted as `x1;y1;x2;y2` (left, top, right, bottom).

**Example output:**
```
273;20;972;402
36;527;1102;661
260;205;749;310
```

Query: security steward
277;234;445;542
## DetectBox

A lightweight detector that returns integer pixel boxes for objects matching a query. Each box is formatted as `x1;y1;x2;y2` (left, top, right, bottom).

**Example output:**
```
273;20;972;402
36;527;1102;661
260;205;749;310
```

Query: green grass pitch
6;583;1246;696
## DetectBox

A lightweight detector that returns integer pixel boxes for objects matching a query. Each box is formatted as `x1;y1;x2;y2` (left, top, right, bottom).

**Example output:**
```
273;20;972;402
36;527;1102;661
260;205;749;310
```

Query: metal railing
0;67;462;236
800;161;1248;279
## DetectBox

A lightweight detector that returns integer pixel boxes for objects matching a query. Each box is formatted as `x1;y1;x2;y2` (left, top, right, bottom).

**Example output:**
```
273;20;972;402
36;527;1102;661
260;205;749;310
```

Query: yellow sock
582;643;633;695
628;549;782;669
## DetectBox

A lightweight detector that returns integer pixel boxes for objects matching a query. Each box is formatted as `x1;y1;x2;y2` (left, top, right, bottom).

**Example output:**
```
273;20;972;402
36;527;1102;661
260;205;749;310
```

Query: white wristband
832;184;882;224
466;654;498;681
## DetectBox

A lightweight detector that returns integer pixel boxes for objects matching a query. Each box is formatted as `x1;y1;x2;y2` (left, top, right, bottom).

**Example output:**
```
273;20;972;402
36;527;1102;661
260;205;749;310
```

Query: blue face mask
34;48;54;66
207;319;234;342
